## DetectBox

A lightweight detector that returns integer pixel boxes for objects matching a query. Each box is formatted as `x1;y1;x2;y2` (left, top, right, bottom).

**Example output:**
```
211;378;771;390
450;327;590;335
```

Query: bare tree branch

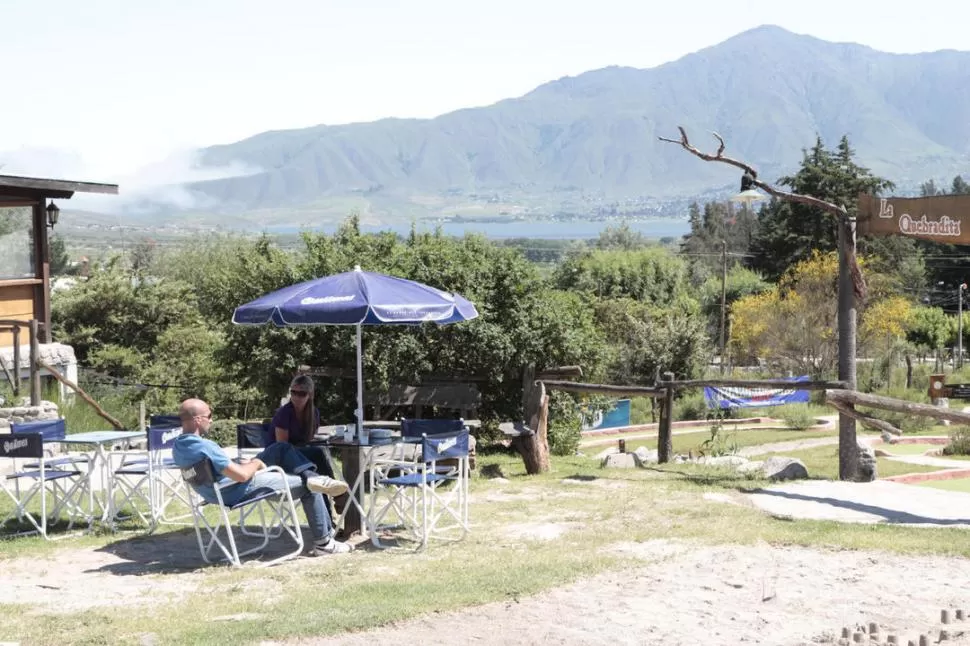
658;127;866;300
658;127;848;216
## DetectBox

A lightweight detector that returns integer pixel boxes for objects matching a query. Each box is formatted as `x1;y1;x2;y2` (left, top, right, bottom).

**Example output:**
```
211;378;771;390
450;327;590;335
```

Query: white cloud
0;146;261;214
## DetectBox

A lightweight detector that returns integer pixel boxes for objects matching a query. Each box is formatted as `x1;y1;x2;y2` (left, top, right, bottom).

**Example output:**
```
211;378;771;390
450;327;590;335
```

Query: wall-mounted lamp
46;201;60;229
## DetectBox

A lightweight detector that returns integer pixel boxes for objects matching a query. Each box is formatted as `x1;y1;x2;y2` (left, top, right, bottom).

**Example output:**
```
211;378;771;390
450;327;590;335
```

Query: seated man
171;398;352;556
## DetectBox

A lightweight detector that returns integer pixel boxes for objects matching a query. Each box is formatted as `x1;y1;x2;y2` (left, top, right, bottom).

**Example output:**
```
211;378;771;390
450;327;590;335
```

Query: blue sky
1;0;967;186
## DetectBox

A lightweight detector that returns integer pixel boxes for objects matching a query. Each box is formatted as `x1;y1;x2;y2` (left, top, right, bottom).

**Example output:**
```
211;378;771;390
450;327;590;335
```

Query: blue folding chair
14;419;90;470
368;429;470;550
179;458;304;567
112;426;191;530
149;414;182;428
236;422;268;459
400;418;466;438
1;432;90;538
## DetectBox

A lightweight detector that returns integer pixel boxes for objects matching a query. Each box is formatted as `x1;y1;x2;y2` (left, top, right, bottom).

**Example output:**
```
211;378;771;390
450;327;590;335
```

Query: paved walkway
747;479;970;527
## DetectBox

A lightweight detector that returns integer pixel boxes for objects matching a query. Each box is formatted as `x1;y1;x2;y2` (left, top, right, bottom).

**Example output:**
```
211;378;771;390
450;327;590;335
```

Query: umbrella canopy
232;266;479;431
232;266;477;326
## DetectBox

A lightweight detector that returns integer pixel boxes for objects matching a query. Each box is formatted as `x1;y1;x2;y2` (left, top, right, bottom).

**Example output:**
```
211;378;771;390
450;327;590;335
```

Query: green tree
952;175;970;195
595;298;708;384
917;174;970;288
749;136;894;281
49;235;71;276
554;247;692;305
595;222;649;250
159;222;610;426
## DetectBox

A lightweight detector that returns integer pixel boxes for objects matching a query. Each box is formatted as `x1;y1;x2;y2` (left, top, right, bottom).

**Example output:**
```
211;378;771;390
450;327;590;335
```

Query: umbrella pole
356;323;364;434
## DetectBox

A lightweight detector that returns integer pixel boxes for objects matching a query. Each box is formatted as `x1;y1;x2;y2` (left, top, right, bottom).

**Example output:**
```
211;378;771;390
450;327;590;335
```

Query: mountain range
179;25;970;227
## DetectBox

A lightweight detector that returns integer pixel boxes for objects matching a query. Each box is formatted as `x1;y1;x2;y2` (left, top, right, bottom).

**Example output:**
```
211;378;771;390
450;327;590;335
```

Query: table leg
335;446;368;538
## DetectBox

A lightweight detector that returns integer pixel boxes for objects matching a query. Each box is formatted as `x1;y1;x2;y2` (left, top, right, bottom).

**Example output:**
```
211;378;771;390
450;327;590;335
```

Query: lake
263;218;691;240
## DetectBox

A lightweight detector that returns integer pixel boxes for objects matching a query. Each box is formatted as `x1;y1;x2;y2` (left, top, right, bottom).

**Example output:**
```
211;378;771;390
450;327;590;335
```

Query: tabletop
60;430;145;445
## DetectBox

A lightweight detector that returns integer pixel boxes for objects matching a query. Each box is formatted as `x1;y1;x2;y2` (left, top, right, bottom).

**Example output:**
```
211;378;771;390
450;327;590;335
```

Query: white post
356;324;364;434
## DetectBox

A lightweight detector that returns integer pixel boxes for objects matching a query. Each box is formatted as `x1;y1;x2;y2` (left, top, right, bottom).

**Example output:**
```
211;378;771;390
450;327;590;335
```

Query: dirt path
274;540;970;646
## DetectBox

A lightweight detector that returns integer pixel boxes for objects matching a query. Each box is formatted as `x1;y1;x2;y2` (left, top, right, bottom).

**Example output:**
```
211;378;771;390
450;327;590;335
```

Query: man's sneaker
305;475;349;497
307;538;353;556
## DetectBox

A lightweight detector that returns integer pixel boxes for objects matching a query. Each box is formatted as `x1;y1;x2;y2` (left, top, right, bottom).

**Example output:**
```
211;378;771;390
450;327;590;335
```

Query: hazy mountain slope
189;25;970;219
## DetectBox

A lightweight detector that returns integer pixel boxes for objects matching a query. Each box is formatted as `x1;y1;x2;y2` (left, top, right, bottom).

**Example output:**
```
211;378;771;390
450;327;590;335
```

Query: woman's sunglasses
289;390;310;398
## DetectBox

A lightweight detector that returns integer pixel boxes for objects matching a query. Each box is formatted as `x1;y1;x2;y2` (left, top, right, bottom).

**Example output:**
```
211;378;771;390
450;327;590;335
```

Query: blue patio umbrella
232;265;479;431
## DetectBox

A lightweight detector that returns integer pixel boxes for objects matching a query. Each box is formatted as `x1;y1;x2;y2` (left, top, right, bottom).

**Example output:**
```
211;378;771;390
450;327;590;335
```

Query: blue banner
582;399;632;430
704;377;810;409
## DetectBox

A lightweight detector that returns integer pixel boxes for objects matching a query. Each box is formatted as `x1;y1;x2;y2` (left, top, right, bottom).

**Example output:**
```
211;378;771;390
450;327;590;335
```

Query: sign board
858;194;970;244
704;377;810;409
949;385;970;399
927;374;970;400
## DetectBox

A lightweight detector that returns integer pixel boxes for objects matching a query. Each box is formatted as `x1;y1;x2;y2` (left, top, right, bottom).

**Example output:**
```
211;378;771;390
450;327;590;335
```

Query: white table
60;430;144;527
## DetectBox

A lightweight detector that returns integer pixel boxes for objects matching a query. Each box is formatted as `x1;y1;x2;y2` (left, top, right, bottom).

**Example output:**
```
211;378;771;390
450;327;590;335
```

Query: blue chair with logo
179;457;304;567
112;425;191;530
1;430;90;538
368;429;471;550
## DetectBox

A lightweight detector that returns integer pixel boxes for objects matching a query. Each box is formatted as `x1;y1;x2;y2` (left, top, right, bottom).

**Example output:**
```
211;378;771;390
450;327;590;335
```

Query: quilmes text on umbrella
300;296;355;305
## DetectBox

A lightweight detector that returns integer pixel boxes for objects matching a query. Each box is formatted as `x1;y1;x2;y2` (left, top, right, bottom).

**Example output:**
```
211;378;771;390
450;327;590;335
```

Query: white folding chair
179;458;304;567
368;430;470;550
112;426;193;530
1;432;90;539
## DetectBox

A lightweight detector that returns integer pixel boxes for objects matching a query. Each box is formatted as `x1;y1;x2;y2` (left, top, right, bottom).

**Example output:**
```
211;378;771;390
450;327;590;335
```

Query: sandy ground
8;530;970;646
6;422;970;645
4;497;970;646
274;540;970;646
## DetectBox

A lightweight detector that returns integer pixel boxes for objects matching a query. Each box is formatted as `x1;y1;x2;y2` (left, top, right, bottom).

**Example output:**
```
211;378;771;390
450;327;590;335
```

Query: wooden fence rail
539;375;851;466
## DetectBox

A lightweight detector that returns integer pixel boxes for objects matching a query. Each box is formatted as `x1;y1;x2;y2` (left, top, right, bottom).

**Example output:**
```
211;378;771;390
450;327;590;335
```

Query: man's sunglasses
289;390;310;398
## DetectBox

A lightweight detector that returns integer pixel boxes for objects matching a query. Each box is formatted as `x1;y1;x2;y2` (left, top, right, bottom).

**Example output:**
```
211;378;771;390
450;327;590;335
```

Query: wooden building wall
0;283;35;347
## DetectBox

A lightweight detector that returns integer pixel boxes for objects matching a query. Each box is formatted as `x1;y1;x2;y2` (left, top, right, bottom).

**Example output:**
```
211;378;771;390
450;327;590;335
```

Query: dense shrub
943;427;970;456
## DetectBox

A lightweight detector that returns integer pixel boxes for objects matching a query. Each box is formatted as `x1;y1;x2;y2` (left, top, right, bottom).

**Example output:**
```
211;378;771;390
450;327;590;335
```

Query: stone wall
0;399;60;431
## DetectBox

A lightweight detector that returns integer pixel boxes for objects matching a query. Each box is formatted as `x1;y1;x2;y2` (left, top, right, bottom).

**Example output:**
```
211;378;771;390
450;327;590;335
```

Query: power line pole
719;239;728;374
959;283;966;368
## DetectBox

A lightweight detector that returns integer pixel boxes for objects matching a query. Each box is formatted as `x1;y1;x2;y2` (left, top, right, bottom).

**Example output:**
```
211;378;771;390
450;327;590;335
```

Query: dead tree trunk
38;359;125;430
513;365;551;475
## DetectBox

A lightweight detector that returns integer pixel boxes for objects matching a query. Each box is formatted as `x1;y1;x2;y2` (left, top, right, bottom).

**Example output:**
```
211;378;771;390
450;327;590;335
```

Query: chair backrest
0;432;44;459
236;422;268;450
401;418;465;438
149;414;182;428
147;425;183;451
180;457;217;487
11;418;66;442
422;430;470;462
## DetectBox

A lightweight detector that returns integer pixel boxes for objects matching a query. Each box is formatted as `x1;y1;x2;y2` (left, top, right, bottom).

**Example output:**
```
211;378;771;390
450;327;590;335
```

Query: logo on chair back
161;428;182;445
435;436;458;453
2;437;28;454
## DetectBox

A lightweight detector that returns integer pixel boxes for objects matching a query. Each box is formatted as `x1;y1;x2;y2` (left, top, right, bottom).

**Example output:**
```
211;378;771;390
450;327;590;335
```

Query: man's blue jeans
239;442;332;541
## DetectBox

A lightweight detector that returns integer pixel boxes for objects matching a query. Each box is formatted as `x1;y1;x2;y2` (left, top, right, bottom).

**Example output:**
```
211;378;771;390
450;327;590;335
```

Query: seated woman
271;375;336;479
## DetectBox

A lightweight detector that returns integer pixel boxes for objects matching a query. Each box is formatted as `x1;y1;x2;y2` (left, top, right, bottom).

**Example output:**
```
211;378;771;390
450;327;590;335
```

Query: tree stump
512;366;551;475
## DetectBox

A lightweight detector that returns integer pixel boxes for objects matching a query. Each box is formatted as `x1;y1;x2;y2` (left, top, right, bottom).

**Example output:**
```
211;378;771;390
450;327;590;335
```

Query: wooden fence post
29;319;40;406
12;324;20;398
658;371;674;463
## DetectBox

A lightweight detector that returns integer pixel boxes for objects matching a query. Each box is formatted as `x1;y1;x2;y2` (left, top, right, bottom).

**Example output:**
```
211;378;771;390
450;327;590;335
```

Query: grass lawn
0;445;966;645
878;443;941;456
917;477;970;492
614;427;839;455
756;444;945;480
